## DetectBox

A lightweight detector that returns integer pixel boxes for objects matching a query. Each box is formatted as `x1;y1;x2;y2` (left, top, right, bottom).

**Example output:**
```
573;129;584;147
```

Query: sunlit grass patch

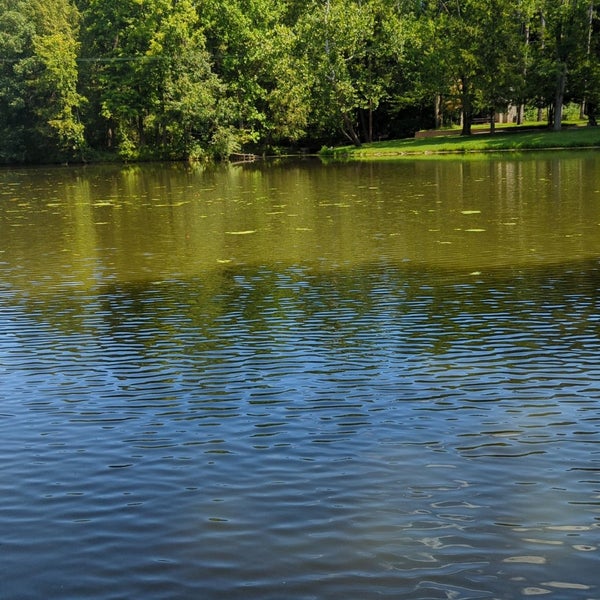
324;126;600;160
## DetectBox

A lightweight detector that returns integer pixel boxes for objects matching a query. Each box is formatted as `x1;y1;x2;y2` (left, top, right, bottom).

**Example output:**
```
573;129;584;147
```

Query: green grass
322;125;600;160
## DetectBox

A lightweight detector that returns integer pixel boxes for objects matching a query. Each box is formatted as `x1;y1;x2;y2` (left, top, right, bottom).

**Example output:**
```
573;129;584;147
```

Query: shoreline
321;125;600;160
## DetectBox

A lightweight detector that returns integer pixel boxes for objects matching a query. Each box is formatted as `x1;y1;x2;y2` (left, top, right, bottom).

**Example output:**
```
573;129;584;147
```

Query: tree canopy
1;0;599;162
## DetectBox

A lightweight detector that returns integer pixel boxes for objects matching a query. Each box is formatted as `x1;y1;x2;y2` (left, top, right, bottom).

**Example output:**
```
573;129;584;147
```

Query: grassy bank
322;125;600;159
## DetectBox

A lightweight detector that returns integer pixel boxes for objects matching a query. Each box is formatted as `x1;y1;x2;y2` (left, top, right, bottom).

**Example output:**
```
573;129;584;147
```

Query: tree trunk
489;109;496;134
516;19;529;127
434;94;443;129
581;1;595;121
460;75;472;136
537;12;546;125
359;109;367;142
537;106;544;122
517;104;524;125
586;102;598;126
358;107;373;143
553;63;567;131
342;112;362;147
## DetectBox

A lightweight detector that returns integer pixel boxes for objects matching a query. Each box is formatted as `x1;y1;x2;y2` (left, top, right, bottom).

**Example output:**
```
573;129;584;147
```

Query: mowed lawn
324;125;600;159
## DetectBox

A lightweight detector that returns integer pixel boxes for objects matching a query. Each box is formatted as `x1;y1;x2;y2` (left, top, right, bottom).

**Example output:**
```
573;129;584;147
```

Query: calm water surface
1;155;599;599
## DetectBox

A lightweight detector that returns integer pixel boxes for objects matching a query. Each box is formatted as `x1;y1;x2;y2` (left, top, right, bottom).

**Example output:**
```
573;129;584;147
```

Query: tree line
1;0;599;163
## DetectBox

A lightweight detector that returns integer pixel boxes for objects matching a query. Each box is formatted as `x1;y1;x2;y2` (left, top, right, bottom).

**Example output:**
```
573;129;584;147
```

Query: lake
1;154;599;599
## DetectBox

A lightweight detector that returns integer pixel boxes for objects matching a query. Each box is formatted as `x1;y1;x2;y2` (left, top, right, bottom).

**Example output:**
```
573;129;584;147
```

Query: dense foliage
1;0;599;162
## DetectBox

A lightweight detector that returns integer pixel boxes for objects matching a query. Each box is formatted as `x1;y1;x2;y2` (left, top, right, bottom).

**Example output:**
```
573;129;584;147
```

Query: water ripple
2;263;600;599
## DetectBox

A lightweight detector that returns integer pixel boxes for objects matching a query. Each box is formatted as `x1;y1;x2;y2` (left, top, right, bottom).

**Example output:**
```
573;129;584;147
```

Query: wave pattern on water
1;263;600;599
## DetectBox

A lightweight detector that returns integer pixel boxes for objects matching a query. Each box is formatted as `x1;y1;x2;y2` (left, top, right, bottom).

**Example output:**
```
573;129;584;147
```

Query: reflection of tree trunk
553;63;567;131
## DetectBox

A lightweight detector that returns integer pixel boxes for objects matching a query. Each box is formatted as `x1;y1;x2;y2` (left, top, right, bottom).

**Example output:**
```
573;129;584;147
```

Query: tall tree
80;0;228;159
575;1;600;125
262;23;312;145
473;0;528;132
571;0;600;125
79;0;151;155
0;0;84;162
417;0;483;135
143;0;229;159
0;0;34;161
197;0;306;150
533;0;592;129
297;0;385;146
27;0;86;156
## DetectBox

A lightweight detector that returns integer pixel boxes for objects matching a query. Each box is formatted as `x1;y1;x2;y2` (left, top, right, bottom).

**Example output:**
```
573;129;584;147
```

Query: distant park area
323;122;600;159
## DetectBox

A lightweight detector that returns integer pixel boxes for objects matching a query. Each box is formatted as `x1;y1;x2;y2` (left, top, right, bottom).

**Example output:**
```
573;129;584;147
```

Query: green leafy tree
297;0;385;146
414;0;532;134
574;1;600;125
473;0;528;132
80;0;228;160
0;0;84;162
0;0;33;161
408;3;458;128
28;0;86;156
572;0;600;125
197;0;300;150
78;0;142;154
355;0;418;141
530;0;593;129
143;0;229;159
414;0;481;134
262;23;312;145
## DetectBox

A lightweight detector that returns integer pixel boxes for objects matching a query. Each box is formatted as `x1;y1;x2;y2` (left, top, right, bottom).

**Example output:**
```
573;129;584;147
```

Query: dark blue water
1;157;600;599
1;262;599;599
